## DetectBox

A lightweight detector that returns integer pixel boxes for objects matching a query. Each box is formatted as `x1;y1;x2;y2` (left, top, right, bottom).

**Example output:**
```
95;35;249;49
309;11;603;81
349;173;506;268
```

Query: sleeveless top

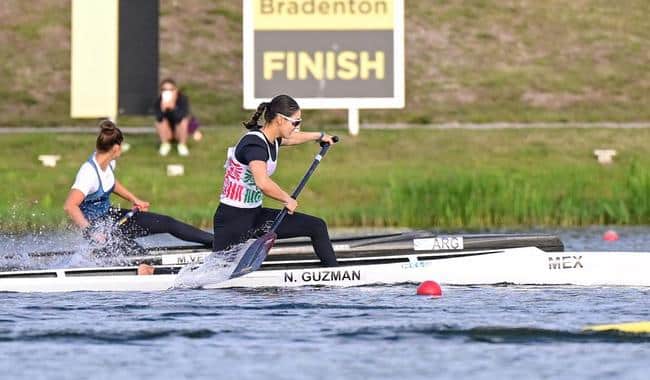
79;154;115;221
219;130;278;208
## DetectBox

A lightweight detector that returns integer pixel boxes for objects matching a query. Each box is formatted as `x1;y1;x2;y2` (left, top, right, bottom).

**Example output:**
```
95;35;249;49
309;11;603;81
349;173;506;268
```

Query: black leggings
90;208;213;249
212;203;338;267
118;209;213;245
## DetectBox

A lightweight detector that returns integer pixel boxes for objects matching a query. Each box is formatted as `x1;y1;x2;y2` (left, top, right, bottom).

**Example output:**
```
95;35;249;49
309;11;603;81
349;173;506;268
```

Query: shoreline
3;121;650;134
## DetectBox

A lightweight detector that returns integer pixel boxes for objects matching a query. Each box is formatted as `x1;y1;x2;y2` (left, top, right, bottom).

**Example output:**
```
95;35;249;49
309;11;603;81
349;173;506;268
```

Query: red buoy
603;230;619;242
416;280;442;297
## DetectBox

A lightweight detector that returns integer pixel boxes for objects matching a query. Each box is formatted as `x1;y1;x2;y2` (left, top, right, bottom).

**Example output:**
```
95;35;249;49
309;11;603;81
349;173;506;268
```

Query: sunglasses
278;113;302;128
160;87;176;92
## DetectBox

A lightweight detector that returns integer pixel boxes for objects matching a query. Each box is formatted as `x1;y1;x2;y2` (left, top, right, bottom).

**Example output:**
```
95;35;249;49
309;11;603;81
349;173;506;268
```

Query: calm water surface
1;228;649;379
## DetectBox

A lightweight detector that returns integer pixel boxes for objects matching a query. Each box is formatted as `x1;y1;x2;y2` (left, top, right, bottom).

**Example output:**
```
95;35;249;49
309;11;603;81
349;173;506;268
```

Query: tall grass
370;164;650;229
625;162;650;223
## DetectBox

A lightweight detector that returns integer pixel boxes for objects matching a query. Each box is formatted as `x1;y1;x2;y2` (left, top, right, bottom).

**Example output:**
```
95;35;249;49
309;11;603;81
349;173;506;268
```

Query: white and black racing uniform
213;130;338;266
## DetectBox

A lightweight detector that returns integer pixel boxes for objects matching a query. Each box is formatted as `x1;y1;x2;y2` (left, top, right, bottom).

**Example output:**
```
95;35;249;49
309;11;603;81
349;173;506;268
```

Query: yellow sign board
253;0;395;30
70;0;119;118
243;0;404;110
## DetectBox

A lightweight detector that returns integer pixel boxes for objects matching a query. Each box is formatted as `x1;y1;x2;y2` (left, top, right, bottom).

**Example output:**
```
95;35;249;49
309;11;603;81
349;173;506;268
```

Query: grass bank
1;127;649;232
1;1;650;126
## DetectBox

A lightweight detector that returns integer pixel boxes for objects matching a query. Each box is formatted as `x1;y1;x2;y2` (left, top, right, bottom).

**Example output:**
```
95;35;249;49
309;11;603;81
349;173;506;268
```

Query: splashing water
0;239;132;271
0;219;144;271
173;241;252;289
0;203;68;269
51;243;131;269
0;245;31;270
0;229;81;270
66;220;137;267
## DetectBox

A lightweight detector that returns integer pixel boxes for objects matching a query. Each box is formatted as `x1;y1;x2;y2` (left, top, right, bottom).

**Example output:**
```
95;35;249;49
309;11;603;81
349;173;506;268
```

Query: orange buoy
416;280;442;297
603;230;619;242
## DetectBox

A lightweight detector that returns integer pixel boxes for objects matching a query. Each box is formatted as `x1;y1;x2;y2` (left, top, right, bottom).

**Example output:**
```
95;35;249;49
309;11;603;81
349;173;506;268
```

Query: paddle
229;137;339;279
114;206;139;227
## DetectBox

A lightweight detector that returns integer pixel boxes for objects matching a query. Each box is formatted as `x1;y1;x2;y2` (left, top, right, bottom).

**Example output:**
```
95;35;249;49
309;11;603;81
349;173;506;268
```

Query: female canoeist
64;120;213;253
213;94;338;267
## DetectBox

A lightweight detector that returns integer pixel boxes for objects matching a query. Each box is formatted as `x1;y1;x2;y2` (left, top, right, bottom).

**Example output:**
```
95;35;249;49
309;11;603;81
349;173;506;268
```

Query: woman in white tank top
64;120;213;256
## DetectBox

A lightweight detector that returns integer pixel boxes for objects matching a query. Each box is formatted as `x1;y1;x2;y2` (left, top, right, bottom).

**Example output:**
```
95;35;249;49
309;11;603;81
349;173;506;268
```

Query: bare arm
249;161;298;213
281;131;336;146
63;189;91;229
114;180;150;211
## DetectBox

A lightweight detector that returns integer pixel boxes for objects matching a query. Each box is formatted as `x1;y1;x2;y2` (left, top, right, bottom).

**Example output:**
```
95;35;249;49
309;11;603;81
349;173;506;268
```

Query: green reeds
366;164;650;228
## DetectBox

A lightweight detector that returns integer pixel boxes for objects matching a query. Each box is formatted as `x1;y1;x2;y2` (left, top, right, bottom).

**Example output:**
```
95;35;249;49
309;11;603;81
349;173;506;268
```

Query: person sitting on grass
154;78;197;156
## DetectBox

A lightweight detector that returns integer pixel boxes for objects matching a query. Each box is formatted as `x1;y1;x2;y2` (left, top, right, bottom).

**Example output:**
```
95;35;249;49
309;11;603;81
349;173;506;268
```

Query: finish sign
242;0;405;134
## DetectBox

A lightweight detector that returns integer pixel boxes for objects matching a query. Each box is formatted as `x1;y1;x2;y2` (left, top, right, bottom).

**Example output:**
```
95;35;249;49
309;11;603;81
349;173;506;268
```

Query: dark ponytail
96;119;123;152
242;102;268;130
242;94;300;130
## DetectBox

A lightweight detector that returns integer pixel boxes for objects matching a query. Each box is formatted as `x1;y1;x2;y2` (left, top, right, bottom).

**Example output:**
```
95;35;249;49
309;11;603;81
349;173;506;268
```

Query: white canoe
1;245;649;292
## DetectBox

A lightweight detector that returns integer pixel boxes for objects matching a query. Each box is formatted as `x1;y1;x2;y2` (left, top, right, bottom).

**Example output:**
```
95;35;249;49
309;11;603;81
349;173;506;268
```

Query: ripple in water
0;328;217;343
328;324;650;344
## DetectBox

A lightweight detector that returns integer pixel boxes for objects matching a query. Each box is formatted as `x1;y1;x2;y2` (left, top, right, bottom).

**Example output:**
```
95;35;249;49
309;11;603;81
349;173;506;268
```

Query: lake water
1;227;649;379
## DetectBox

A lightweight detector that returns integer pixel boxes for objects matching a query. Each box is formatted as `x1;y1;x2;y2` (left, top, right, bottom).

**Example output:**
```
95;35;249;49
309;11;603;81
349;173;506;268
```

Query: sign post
243;0;404;135
71;0;158;119
348;108;359;136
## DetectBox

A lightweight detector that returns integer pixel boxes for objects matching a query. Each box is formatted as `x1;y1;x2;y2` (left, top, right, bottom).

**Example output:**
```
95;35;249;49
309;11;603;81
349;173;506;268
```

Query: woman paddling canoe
63;120;213;254
213;94;338;267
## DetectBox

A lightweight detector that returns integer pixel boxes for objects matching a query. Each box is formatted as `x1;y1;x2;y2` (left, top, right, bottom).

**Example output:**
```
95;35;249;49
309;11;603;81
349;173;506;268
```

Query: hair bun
96;119;123;151
99;119;116;131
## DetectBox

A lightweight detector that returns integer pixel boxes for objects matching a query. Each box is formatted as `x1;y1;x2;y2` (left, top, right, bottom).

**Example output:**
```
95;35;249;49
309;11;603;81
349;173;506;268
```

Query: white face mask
161;90;174;102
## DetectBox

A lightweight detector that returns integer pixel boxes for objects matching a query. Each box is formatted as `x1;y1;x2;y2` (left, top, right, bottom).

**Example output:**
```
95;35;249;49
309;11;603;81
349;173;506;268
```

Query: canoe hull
2;248;649;292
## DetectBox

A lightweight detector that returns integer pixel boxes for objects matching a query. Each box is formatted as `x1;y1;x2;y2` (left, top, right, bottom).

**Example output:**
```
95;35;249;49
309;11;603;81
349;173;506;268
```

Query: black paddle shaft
269;137;338;232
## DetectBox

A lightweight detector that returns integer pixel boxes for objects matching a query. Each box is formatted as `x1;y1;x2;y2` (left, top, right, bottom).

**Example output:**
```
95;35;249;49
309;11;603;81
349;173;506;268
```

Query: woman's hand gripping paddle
229;137;339;279
115;206;139;227
86;207;140;245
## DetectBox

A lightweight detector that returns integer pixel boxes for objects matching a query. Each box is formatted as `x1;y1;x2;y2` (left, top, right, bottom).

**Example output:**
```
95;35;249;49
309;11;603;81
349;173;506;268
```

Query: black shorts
157;111;186;129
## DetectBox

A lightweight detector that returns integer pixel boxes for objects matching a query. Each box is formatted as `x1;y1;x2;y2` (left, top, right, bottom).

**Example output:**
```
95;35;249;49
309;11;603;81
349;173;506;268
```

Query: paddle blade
229;232;277;279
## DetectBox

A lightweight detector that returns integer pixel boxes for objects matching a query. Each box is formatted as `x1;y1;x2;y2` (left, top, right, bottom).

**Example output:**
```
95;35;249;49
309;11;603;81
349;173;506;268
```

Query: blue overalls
79;154;114;222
